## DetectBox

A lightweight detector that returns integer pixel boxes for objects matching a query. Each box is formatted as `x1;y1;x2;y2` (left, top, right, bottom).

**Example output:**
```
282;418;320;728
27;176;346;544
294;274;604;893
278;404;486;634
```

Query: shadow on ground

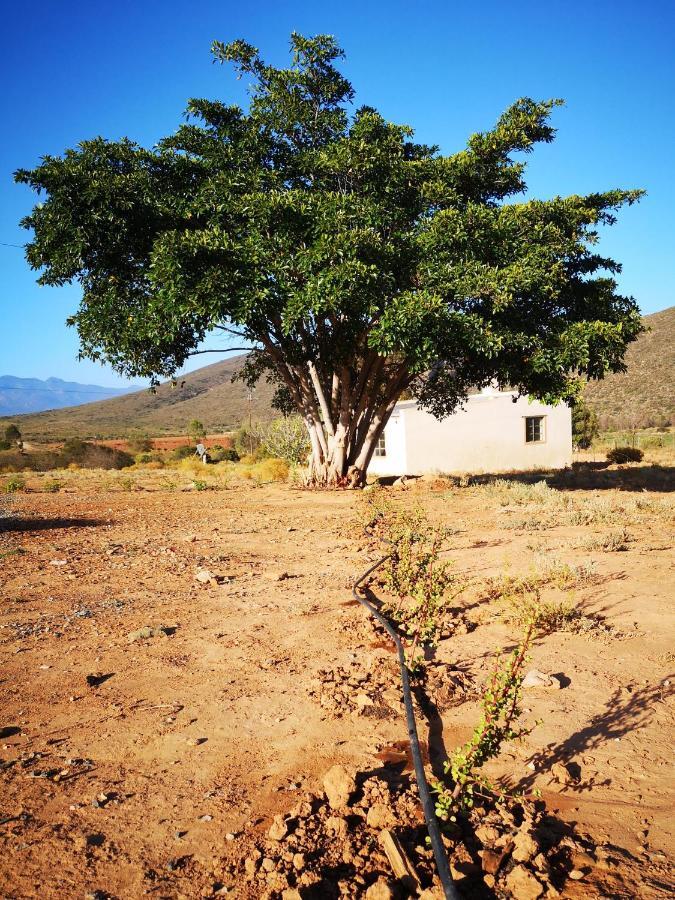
0;517;111;533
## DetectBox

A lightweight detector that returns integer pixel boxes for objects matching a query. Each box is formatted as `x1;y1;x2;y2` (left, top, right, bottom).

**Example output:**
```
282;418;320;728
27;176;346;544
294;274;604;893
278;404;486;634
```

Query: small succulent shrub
42;479;62;493
360;494;459;670
192;479;208;491
59;439;133;470
434;622;536;815
606;446;644;464
209;445;239;462
3;475;26;493
254;457;290;482
172;445;194;460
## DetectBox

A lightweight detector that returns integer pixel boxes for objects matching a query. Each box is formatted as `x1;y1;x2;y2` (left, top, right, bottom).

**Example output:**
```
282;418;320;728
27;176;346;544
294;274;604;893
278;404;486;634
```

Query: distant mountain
2;306;672;440
0;356;275;440
584;306;674;429
0;375;137;417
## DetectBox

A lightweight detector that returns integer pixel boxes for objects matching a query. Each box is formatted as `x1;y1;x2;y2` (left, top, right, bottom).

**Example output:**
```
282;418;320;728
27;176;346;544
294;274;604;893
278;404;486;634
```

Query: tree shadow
0;517;110;533
513;678;674;794
461;462;674;493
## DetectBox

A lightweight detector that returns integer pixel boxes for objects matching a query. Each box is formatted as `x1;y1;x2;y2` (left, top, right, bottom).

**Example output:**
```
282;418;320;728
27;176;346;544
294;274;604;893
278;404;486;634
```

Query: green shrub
171;445;194;460
0;440;11;451
127;431;153;453
42;479;63;493
209;445;239;462
572;400;599;449
192;479;208;491
59;439;133;470
3;475;26;493
607;446;644;464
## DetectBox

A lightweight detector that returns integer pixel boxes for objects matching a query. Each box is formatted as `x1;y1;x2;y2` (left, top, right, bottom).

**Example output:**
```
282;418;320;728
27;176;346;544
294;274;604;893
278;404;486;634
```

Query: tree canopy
16;33;644;484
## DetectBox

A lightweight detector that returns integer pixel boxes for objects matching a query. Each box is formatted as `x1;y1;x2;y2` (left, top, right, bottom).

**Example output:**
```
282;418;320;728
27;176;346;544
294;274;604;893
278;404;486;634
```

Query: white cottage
367;388;572;477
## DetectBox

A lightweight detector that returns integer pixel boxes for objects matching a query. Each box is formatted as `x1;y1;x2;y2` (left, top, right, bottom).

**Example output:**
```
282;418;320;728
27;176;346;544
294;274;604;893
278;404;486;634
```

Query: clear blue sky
1;0;673;386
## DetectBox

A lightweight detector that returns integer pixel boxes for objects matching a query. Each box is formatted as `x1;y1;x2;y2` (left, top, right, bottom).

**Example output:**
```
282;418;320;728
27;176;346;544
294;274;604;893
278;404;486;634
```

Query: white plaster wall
367;393;572;476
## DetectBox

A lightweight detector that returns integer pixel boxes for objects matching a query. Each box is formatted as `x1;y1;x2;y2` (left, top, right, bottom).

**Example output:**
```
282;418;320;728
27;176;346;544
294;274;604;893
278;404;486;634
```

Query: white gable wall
368;393;572;476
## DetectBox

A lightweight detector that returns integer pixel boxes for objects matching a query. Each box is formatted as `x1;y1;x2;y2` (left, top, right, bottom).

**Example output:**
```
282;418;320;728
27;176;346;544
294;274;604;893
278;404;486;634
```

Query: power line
0;242;25;249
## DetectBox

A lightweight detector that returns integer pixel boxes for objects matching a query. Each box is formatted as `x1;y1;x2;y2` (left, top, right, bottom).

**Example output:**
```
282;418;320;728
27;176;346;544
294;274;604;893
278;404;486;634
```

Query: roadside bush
42;479;62;493
3;474;26;493
254;457;290;482
171;445;194;460
258;416;310;464
209;444;239;462
127;430;152;453
233;425;264;459
59;439;133;470
607;446;644;464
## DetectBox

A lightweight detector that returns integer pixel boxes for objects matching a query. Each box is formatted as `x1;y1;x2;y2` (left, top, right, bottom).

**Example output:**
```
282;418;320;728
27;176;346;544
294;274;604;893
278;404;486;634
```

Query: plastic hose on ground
352;552;461;900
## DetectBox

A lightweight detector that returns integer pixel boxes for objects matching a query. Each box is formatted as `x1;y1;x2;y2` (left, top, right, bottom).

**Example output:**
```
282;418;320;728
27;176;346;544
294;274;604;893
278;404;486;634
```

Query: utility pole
247;389;253;455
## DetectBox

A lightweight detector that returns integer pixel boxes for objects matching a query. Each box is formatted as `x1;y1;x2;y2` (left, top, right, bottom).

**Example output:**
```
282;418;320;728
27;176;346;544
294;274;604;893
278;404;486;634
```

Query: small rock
482;847;509;875
261;857;275;872
268;814;288;841
512;830;540;863
264;571;290;582
198;814;213;822
522;670;561;690
195;569;215;584
292;852;306;870
325;815;348;837
225;832;235;841
365;879;395;900
323;765;355;810
126;625;169;643
355;693;374;708
505;865;544;899
281;891;302;900
568;869;585;880
187;737;208;747
366;803;395;830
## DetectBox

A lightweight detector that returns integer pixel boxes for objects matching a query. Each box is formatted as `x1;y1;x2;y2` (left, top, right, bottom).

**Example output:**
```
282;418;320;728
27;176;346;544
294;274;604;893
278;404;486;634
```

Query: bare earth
0;472;673;899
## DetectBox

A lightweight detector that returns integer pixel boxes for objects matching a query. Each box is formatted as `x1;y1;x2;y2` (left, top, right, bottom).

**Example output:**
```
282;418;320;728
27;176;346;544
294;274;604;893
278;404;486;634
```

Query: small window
525;416;545;443
374;434;387;457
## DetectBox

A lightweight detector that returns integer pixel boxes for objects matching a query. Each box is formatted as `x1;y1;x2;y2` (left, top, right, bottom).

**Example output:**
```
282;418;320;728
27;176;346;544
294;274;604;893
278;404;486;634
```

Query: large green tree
16;34;644;485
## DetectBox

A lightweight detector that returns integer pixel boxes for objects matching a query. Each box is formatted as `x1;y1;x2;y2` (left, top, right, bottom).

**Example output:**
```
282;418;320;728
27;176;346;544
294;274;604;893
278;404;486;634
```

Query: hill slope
0;375;137;416
3;307;672;440
584;306;674;429
0;355;275;440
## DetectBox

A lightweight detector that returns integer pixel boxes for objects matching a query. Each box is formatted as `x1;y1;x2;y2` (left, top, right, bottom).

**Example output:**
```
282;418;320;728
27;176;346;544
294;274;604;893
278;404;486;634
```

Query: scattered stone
325;815;348;838
366;803;395;830
195;569;214;584
225;832;235;841
505;864;544;899
292;852;306;870
482;847;509;874
126;625;170;643
365;879;395;900
268;814;288;841
323;765;355;810
568;869;585;880
264;570;290;582
512;829;540;863
186;737;208;747
281;890;302;900
198;814;213;822
522;670;562;690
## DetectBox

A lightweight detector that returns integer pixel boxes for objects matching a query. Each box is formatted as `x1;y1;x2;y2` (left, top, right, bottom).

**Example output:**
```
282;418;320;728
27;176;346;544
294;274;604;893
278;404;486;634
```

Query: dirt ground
0;466;673;899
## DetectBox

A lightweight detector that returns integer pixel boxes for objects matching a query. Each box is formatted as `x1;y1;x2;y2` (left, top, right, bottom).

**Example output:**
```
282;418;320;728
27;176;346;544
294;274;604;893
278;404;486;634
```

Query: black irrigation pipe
352;545;460;900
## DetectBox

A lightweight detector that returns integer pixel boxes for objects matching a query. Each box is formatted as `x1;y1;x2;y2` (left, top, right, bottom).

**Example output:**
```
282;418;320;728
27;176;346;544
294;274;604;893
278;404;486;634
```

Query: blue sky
1;0;673;386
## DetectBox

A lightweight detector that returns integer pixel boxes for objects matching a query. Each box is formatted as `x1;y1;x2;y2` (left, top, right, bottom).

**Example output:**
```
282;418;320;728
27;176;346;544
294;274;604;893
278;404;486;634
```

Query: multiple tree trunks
263;340;409;486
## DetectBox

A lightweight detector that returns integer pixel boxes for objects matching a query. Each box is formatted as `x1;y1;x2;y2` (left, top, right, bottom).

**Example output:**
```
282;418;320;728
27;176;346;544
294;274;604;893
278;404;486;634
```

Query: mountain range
0;375;137;418
1;306;672;440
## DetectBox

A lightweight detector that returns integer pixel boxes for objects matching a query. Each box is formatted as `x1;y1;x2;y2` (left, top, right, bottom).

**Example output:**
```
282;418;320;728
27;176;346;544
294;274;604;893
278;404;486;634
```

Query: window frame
374;433;387;457
524;415;546;444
